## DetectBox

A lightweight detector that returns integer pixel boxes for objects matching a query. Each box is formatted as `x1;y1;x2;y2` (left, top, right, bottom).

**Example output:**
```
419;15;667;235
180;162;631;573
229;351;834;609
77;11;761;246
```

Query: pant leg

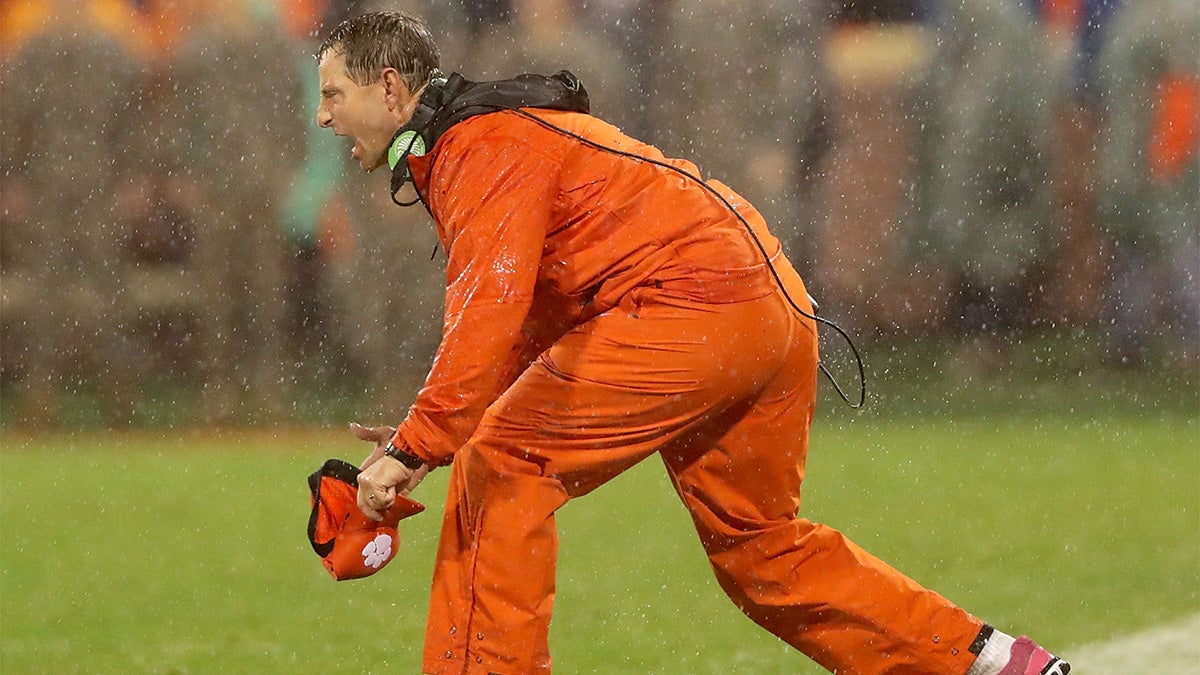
660;292;984;674
423;438;567;675
422;288;798;675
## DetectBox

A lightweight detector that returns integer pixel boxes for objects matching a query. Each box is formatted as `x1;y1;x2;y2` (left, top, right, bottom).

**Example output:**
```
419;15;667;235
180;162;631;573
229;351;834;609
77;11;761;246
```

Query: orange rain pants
421;284;983;675
396;110;984;674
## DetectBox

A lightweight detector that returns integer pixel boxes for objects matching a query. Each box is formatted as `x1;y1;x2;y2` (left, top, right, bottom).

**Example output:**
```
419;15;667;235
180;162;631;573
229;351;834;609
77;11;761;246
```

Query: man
315;11;1070;675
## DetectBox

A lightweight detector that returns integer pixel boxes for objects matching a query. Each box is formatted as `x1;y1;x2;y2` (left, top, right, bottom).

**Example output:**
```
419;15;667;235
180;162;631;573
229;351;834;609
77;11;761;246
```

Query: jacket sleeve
390;130;557;466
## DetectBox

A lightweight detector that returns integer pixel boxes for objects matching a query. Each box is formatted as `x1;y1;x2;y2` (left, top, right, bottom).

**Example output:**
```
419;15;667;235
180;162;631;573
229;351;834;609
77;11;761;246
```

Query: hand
350;422;429;521
351;422;395;470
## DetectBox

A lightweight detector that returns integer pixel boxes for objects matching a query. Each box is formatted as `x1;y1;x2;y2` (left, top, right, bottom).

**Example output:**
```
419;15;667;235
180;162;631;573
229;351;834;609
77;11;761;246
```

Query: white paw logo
361;533;394;569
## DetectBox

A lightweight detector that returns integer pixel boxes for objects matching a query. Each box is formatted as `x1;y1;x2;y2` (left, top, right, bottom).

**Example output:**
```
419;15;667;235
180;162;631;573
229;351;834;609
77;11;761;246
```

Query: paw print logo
361;533;394;569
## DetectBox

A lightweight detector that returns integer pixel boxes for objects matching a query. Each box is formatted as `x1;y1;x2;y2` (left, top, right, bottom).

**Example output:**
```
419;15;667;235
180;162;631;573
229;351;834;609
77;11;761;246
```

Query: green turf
2;404;1196;673
2;330;1197;672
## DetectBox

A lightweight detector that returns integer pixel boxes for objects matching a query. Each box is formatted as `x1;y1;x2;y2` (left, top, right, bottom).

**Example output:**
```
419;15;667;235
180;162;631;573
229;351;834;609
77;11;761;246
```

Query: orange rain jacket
388;109;789;466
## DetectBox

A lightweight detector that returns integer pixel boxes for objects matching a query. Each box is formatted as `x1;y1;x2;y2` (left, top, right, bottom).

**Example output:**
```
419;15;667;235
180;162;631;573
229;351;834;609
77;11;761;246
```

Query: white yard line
1066;612;1200;674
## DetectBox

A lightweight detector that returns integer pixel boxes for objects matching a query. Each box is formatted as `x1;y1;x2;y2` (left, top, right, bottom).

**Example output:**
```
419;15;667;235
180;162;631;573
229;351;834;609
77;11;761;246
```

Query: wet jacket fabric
390;109;785;467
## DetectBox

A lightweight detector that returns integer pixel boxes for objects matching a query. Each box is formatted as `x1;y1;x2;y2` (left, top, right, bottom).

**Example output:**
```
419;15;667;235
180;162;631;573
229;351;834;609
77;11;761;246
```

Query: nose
316;103;332;129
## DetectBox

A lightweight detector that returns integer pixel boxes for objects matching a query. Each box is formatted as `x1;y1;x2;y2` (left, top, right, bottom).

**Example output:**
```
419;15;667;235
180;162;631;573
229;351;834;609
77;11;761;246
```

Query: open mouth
331;129;358;160
341;135;362;162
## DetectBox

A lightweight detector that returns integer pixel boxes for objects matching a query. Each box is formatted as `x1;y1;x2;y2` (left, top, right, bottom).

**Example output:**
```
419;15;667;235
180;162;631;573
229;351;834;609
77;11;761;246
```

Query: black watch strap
384;441;425;470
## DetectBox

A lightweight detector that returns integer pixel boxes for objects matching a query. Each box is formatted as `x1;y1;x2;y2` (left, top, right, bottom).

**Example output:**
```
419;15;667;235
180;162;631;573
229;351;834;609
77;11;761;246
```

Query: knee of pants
701;517;825;605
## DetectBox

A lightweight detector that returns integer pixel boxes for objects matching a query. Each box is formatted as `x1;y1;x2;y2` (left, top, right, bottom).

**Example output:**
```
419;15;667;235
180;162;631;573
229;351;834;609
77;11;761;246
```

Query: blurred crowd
0;0;1196;426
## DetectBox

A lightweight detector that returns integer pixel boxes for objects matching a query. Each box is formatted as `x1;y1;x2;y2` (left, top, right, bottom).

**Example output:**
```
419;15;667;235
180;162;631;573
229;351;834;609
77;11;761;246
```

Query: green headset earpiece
389;75;447;206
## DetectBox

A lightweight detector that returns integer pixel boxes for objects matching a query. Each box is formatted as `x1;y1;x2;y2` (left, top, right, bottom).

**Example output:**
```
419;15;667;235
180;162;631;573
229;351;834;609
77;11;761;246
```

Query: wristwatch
384;441;424;470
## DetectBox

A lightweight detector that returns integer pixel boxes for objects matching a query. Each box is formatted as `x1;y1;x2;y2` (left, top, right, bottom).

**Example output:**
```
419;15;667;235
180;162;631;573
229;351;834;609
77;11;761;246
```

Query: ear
380;68;411;110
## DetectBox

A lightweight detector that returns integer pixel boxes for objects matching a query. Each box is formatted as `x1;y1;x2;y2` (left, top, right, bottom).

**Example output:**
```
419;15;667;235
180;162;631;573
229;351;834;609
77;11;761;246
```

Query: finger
376;485;396;512
349;422;390;444
357;468;395;510
357;489;385;521
366;486;394;517
369;477;395;504
357;474;390;514
399;465;429;496
360;445;386;470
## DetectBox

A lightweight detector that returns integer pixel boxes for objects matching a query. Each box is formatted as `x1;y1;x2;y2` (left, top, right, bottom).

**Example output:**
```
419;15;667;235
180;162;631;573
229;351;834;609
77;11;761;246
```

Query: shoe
999;635;1071;675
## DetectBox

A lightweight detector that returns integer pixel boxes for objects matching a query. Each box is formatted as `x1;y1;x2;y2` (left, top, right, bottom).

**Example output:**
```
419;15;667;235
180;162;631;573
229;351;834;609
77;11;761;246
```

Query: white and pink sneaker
998;635;1071;675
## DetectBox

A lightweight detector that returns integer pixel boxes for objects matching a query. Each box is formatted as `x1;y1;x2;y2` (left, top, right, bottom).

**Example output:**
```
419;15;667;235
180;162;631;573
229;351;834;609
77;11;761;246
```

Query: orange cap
307;459;425;581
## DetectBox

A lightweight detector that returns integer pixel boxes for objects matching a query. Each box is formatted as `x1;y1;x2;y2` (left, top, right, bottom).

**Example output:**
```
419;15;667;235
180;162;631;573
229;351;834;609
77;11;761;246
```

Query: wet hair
315;11;441;92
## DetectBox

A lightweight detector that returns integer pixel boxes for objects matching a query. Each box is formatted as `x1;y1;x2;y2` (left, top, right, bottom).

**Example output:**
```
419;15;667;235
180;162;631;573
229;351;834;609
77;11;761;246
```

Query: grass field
2;335;1198;673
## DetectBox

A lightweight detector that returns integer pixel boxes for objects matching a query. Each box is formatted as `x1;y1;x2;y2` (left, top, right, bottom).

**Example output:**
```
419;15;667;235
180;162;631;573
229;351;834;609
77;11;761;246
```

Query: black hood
389;70;590;206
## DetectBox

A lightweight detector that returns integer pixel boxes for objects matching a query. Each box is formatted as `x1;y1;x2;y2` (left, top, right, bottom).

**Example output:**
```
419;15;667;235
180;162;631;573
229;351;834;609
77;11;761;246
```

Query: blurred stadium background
0;0;1196;427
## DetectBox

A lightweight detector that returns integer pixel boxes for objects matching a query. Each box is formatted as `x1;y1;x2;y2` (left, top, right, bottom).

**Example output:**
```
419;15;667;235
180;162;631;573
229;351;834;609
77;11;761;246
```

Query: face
316;51;417;172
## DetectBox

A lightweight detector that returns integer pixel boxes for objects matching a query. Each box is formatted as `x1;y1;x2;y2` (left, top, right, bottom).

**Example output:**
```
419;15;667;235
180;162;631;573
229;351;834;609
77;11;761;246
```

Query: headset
387;72;867;408
386;74;445;207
